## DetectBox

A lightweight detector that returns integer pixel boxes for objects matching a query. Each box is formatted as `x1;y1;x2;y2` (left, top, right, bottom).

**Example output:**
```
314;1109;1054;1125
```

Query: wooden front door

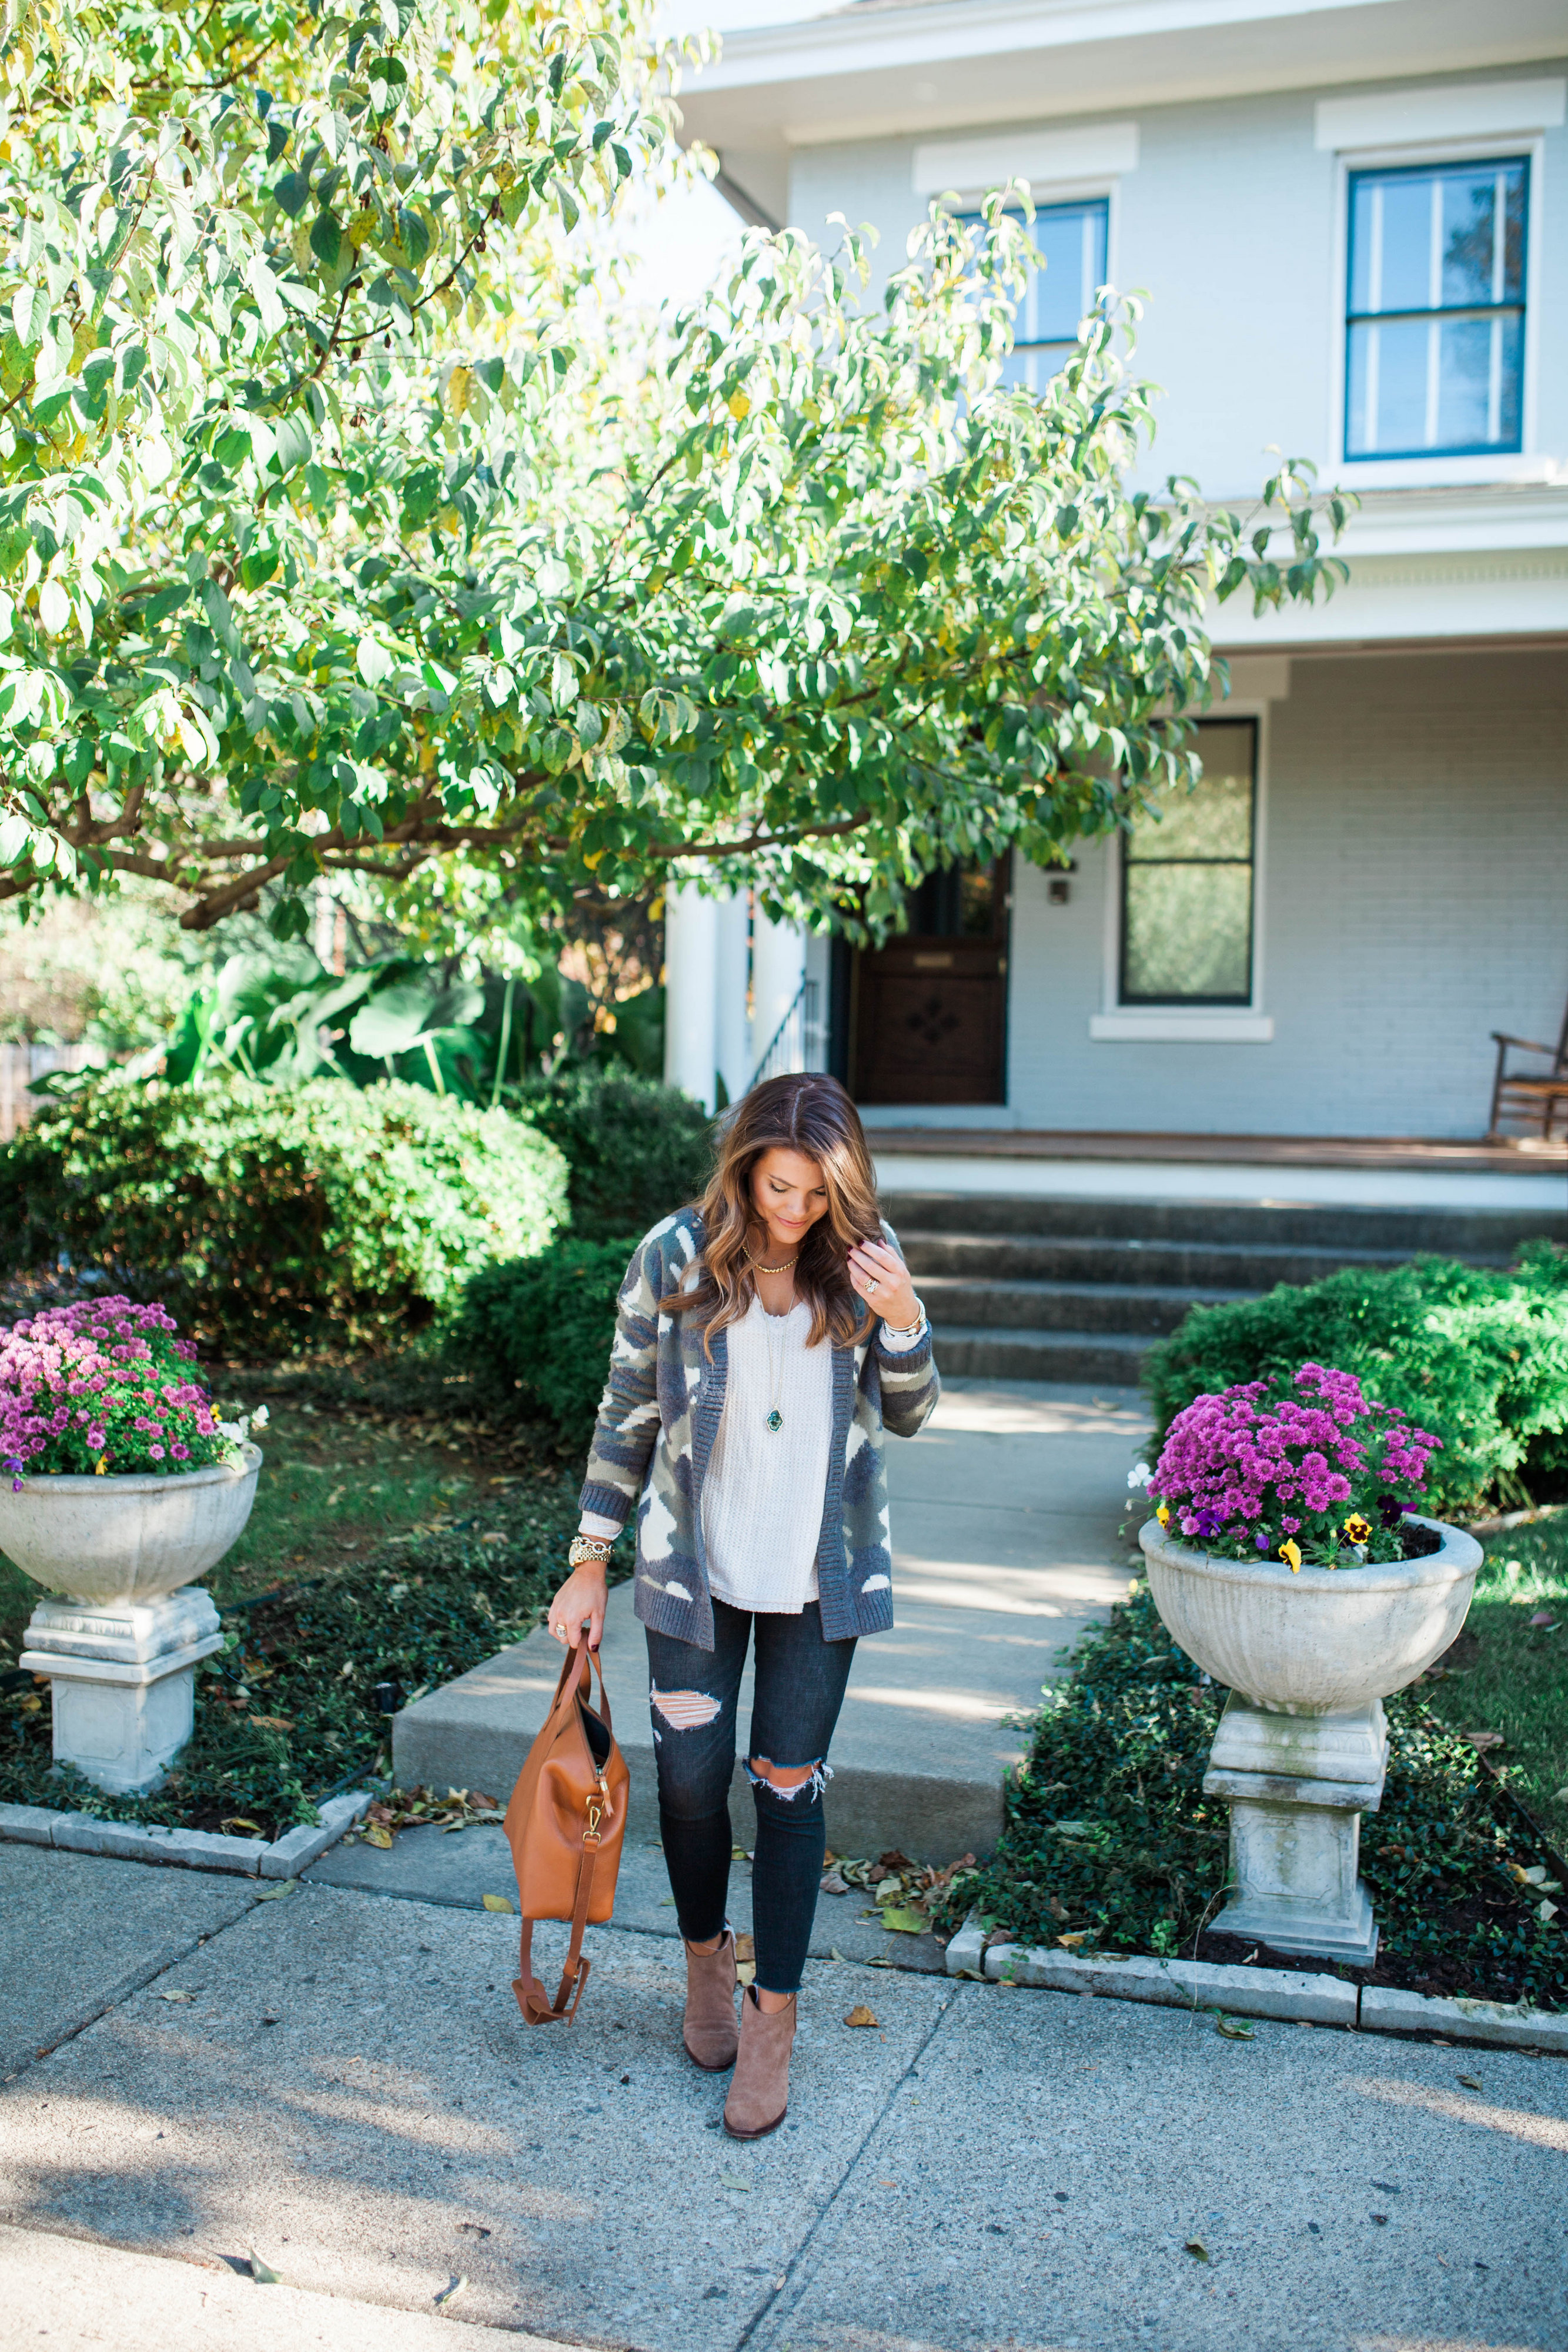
850;860;1009;1105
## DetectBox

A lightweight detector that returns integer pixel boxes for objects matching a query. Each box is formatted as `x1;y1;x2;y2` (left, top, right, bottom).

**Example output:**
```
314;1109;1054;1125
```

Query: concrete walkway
2;1842;1566;2352
395;1379;1148;1860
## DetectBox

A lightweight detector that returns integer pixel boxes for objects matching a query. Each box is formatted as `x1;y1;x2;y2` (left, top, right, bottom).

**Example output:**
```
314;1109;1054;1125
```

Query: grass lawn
1422;1509;1568;1853
0;1366;592;1839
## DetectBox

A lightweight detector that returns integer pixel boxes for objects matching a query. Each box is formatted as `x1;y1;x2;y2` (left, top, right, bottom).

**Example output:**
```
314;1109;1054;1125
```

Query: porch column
714;891;752;1107
663;883;718;1112
751;910;807;1074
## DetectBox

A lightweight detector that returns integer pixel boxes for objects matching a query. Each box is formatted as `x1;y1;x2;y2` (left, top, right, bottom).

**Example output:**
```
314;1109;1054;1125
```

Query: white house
662;0;1568;1191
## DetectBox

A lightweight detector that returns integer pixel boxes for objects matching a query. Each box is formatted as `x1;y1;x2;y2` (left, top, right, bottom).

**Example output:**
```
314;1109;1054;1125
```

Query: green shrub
455;1231;637;1451
511;1065;713;1242
0;1075;568;1352
1142;1242;1568;1519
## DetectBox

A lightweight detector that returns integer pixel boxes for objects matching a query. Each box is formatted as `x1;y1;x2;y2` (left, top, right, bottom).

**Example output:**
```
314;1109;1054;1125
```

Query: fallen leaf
1215;2014;1255;2040
156;1990;196;2003
363;1824;394;1850
248;2251;281;2284
874;1876;902;1904
222;1818;263;1835
1457;2073;1483;2090
844;2004;879;2027
1463;1729;1505;1751
482;1893;514;1914
830;1947;850;1963
433;2274;467;2308
1057;1932;1090;1950
880;1906;927;1935
253;1880;296;1902
248;1716;294;1732
720;2171;751;2193
735;1963;757;1988
1184;2238;1209;2262
731;1845;752;1861
820;1871;849;1895
733;1933;755;1962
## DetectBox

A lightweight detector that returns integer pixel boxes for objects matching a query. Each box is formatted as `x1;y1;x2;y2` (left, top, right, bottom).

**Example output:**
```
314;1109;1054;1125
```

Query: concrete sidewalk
394;1379;1147;1860
2;1842;1566;2352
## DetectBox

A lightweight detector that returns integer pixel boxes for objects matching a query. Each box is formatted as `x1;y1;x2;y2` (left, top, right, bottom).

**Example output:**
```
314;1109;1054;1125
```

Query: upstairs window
1121;720;1256;1006
961;197;1109;392
1346;157;1528;459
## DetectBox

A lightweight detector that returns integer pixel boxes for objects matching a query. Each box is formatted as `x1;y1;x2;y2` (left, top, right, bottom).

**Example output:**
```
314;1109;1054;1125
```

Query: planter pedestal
1202;1693;1387;1965
18;1588;225;1798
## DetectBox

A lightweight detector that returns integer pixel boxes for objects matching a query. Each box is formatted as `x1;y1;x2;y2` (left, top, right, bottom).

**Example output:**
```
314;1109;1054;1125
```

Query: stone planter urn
6;1446;262;1797
1139;1513;1482;1963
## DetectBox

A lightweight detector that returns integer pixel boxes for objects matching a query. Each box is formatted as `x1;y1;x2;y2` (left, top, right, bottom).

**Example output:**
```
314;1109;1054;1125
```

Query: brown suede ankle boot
683;1930;739;2071
723;1986;795;2139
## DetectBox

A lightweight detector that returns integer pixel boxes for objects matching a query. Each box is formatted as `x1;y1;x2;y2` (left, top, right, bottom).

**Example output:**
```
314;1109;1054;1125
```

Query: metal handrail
747;977;825;1091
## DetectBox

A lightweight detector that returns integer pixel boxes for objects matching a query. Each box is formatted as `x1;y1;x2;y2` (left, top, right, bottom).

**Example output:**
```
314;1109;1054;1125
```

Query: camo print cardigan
579;1207;940;1651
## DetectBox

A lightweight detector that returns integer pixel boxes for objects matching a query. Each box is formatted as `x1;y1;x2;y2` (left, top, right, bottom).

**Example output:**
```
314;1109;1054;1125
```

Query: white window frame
1328;134;1546;487
1091;704;1274;1043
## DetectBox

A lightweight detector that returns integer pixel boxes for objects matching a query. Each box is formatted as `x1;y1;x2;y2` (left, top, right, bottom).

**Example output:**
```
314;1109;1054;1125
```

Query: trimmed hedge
0;1075;568;1352
511;1066;713;1244
1142;1243;1568;1519
455;1232;636;1449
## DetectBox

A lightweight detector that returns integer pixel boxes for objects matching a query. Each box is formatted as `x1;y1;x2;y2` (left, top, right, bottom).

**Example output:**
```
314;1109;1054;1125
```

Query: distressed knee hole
747;1754;833;1802
650;1682;723;1731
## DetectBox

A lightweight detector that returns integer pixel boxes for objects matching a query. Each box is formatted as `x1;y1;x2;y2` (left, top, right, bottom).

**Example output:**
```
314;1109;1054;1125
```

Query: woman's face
749;1147;830;1257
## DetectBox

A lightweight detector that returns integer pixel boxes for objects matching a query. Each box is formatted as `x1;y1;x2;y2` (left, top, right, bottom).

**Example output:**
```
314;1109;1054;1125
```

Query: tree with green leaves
0;0;1348;946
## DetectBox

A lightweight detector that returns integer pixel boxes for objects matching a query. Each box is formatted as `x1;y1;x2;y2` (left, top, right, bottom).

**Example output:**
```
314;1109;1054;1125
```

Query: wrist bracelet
882;1299;927;1340
569;1535;615;1569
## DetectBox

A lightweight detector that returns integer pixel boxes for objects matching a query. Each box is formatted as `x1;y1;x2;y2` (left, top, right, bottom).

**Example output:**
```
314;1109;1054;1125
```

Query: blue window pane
1375;174;1433;311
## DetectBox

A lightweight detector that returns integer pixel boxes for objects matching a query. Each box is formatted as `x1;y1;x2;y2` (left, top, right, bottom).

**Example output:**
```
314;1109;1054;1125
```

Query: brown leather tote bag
503;1638;630;2024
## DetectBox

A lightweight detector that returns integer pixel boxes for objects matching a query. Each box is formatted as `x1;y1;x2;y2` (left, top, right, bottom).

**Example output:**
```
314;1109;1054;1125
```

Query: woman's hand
546;1562;608;1652
847;1235;920;1329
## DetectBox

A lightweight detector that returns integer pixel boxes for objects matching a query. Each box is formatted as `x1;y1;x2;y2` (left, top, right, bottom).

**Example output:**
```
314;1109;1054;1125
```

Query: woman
544;1072;939;2139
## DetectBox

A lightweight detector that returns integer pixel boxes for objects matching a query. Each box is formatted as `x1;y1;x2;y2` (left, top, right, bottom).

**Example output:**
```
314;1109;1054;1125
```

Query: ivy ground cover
944;1578;1567;2013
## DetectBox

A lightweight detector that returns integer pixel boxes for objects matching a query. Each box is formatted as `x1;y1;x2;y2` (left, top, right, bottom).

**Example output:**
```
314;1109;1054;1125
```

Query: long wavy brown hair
663;1074;880;1352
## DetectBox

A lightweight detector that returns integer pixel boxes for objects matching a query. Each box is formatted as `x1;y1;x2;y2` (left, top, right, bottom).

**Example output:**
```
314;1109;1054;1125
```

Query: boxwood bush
1142;1242;1568;1519
0;1075;568;1353
455;1232;638;1451
511;1065;714;1243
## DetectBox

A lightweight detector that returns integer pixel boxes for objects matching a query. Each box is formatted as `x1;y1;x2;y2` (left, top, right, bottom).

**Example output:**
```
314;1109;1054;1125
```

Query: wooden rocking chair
1487;998;1568;1142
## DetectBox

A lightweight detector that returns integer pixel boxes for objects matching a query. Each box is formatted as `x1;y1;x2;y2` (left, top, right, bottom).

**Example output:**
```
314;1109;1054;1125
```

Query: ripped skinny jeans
647;1598;856;1996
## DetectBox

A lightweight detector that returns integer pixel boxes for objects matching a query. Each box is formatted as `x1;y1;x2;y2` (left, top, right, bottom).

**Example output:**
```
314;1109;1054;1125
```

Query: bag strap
513;1817;604;2024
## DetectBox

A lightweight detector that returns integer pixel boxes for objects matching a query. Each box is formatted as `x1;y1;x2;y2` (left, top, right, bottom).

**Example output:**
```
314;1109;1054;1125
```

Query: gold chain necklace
747;1252;798;1277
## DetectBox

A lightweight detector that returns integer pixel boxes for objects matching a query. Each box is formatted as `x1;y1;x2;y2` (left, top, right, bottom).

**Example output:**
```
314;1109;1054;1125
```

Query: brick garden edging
944;1917;1568;2054
0;1789;375;1878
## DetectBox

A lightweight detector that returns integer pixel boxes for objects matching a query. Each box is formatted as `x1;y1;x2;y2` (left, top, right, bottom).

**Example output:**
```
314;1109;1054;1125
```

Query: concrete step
394;1378;1149;1862
901;1231;1426;1291
930;1325;1155;1384
917;1273;1245;1337
882;1189;1553;1258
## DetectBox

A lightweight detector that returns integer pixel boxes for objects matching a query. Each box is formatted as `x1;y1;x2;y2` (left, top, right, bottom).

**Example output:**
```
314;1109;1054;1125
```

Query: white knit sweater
581;1295;924;1616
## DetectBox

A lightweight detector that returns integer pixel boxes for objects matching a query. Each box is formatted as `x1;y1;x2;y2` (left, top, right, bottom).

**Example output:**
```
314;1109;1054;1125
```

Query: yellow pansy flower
1156;1504;1171;1528
1279;1539;1302;1572
1343;1515;1371;1544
